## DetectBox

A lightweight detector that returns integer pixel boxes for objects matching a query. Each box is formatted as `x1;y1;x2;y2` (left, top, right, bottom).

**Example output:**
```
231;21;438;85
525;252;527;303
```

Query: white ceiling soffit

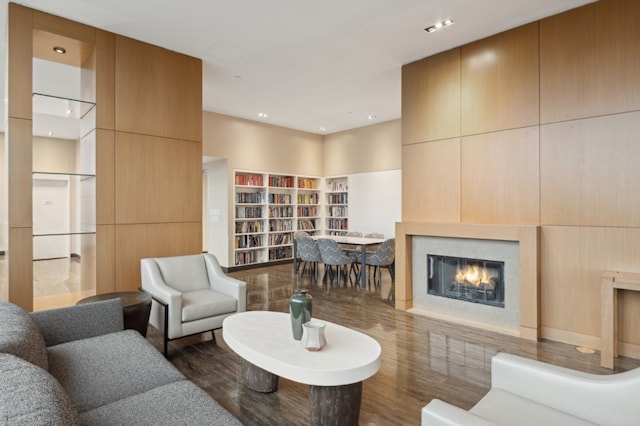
3;0;596;135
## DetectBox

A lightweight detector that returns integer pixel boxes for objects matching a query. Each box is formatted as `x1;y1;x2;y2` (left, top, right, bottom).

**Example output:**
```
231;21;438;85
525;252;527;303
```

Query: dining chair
295;236;322;279
317;238;357;286
355;238;395;288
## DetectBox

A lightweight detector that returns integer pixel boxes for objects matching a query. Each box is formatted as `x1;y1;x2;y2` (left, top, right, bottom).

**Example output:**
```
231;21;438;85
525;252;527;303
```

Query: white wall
348;169;401;238
204;159;230;267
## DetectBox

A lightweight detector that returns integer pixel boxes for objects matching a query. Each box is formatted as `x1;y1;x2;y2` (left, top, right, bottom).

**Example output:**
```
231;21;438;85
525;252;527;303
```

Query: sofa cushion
182;289;238;322
470;389;597;426
80;380;242;426
46;329;184;412
0;301;48;371
0;353;82;425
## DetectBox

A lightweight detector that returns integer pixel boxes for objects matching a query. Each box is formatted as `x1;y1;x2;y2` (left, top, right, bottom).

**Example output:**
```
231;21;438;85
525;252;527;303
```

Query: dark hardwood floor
145;262;640;425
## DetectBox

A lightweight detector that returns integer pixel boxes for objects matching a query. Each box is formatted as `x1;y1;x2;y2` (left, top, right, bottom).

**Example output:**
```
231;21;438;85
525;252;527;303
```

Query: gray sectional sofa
0;299;241;425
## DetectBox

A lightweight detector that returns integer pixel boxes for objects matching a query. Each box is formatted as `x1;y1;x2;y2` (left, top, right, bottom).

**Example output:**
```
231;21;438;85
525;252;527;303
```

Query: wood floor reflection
146;263;640;426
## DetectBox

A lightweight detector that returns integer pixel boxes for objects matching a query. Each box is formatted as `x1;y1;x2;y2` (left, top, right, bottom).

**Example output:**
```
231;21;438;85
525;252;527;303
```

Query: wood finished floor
145;262;640;426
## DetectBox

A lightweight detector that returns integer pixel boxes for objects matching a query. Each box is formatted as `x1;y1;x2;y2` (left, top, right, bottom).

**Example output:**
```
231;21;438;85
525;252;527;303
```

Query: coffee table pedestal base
309;382;362;426
241;359;279;393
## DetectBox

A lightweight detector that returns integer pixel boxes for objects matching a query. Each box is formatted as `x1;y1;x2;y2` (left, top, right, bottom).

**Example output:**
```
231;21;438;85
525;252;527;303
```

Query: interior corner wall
322;119;401;177
400;0;640;355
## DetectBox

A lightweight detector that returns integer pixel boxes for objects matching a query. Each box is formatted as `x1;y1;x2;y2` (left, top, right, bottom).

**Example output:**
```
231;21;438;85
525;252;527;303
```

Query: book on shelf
297;178;318;189
268;175;294;188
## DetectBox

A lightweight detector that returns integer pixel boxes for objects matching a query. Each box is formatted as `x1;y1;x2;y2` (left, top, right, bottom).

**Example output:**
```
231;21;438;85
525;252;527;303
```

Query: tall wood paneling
402;140;460;222
115;133;202;224
7;4;32;120
460;23;539;136
115;223;202;290
400;0;640;355
461;127;539;224
540;0;640;124
402;49;460;145
540;112;640;227
115;36;202;142
541;226;640;346
6;4;203;305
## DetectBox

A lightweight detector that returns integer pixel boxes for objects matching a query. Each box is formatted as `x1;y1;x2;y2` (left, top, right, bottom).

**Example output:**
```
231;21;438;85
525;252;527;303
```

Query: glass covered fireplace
428;255;505;308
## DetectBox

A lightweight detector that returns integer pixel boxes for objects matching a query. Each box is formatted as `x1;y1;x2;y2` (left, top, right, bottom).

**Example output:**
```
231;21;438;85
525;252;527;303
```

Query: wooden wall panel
461;126;539;224
8;228;33;311
115;223;202;291
7;3;32;120
95;30;115;131
541;226;640;348
115;133;202;224
402;49;460;144
540;0;640;124
402;140;460;222
32;9;95;43
461;23;539;136
7;118;32;228
540;112;640;227
96;129;115;225
115;36;202;142
96;224;116;294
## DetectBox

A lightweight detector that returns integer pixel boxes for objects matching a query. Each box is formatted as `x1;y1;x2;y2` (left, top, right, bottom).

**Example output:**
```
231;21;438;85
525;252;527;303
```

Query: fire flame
455;265;493;286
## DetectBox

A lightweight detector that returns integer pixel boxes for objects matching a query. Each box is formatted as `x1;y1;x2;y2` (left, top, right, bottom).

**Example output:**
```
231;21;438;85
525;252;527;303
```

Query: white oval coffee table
223;310;381;425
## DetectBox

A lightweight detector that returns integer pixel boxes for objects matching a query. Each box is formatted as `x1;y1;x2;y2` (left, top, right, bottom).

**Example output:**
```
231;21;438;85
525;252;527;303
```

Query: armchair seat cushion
182;289;238;322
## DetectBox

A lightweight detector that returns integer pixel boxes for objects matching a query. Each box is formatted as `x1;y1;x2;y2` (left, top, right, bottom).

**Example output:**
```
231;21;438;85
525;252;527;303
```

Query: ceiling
2;0;595;136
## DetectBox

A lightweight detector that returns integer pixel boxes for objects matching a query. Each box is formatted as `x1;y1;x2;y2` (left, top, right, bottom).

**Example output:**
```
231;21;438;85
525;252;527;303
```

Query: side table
77;291;152;337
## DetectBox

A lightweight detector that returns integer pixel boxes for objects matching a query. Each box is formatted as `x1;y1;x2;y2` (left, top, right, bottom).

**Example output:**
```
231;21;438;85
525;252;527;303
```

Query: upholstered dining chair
141;253;246;356
293;230;311;273
317;238;357;287
356;238;395;288
295;236;322;279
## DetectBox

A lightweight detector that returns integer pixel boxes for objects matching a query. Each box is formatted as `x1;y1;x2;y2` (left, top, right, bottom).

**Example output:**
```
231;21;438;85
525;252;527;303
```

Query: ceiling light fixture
367;115;377;120
425;19;454;33
318;127;327;132
53;46;66;54
258;112;268;118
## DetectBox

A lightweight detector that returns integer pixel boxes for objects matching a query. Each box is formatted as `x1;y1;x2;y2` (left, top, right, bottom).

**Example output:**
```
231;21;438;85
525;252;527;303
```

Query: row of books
268;233;292;246
235;191;265;204
327;206;348;217
269;206;294;218
297;206;318;217
327;218;348;230
297;178;319;189
328;193;348;204
269;247;293;260
235;251;260;265
297;193;320;204
269;175;295;188
235;173;264;186
269;219;293;231
235;220;264;234
235;206;263;219
234;235;263;248
268;193;292;204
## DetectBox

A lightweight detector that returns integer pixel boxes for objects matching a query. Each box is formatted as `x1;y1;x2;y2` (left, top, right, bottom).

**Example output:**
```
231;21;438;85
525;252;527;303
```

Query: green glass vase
289;289;312;340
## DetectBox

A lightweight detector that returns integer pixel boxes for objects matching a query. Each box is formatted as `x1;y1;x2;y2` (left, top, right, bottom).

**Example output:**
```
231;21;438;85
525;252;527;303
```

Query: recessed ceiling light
367;115;377;120
258;112;268;118
425;19;454;33
48;131;54;136
318;127;327;132
53;46;66;54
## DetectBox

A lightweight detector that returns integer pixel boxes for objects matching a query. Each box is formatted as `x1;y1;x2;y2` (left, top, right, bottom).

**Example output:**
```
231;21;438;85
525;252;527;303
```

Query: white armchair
141;253;246;356
422;352;640;426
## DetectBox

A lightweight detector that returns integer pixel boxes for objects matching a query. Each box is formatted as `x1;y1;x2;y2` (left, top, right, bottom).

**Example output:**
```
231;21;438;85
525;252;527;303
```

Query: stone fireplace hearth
395;222;540;340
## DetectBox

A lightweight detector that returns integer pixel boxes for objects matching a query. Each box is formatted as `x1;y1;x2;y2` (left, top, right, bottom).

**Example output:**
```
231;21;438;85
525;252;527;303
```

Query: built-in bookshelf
234;172;267;266
325;176;349;236
296;175;321;235
233;170;323;267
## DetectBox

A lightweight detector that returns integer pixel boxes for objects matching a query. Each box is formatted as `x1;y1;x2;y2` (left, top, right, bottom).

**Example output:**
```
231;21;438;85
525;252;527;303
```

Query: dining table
293;234;385;288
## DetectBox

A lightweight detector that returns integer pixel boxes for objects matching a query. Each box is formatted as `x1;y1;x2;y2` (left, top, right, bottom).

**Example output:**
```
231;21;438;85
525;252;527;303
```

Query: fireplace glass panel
428;255;505;308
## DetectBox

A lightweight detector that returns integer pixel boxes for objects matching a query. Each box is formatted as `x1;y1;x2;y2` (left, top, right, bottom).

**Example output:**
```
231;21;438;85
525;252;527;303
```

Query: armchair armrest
422;399;497;426
30;299;124;347
204;253;247;312
491;353;640;425
141;258;184;338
